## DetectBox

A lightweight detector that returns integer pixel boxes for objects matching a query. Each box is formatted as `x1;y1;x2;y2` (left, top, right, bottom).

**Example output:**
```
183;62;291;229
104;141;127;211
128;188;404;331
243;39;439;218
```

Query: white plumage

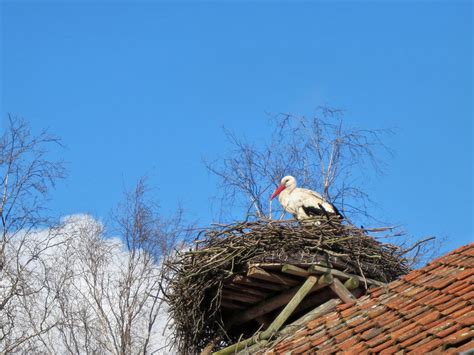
270;176;342;220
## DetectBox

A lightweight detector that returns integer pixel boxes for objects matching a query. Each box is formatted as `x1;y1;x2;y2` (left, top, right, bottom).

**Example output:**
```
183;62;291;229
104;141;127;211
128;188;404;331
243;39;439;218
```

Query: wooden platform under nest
208;261;385;354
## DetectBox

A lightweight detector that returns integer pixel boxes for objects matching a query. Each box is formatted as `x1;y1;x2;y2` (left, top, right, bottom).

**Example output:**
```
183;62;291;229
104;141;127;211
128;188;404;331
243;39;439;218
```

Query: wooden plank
220;300;245;310
329;278;356;304
231;275;285;291
308;264;385;287
251;257;337;270
251;263;285;270
281;264;310;278
215;276;318;355
247;266;299;287
221;289;262;304
224;284;269;298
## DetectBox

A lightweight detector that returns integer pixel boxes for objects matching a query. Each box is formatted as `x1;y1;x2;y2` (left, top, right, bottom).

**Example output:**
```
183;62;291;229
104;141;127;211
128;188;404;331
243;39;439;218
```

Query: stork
270;176;343;221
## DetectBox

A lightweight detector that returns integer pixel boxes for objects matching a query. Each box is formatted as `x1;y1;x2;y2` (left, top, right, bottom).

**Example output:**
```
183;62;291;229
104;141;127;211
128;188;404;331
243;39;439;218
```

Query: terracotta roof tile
444;327;474;347
460;289;474;302
333;328;354;343
291;341;312;353
414;337;444;353
449;304;473;318
455;267;474;280
309;334;331;347
449;339;474;353
433;323;461;338
379;344;401;354
440;301;469;316
379;317;404;329
456;311;474;327
336;302;354;311
352;320;376;334
367;305;387;319
431;276;457;289
399;305;429;319
336;335;360;350
399;330;429;348
402;270;424;282
360;326;383;341
444;280;470;294
456;283;474;295
261;243;474;355
365;333;391;348
414;310;441;325
405;334;436;351
370;337;397;353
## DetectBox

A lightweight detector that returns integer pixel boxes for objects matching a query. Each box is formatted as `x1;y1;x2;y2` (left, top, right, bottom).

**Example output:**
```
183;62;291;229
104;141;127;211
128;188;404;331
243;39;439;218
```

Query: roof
259;243;474;354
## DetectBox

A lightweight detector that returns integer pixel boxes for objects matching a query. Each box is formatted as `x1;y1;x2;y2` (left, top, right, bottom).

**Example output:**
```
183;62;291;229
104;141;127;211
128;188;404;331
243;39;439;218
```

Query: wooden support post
329;278;356;304
318;273;334;286
214;276;318;355
344;276;360;290
280;298;341;335
261;276;318;336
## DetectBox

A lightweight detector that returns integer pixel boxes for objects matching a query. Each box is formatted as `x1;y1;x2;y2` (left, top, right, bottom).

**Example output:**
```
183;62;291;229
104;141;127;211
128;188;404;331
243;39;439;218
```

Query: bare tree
109;177;181;354
0;116;184;354
0;115;66;353
206;108;393;223
48;179;184;355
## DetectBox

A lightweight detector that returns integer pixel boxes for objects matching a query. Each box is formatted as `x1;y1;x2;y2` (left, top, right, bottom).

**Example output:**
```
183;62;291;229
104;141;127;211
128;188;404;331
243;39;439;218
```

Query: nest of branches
164;218;413;354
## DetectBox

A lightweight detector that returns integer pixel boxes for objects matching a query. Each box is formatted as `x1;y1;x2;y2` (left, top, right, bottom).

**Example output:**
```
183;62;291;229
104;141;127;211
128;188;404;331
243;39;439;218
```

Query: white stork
270;176;343;221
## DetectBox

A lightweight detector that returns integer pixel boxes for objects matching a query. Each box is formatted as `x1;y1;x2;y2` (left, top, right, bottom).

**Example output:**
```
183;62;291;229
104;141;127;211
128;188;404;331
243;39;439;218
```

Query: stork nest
163;218;415;354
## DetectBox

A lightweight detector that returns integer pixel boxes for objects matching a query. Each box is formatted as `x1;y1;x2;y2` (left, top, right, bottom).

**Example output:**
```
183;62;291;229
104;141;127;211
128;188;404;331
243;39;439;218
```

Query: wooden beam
221;289;262;304
308;264;385;287
220;300;245;310
281;264;310;277
225;285;301;328
231;275;284;291
224;284;269;298
329;278;356;304
247;267;299;287
214;276;318;355
281;298;341;335
318;273;334;286
262;276;318;335
344;277;360;290
250;263;285;270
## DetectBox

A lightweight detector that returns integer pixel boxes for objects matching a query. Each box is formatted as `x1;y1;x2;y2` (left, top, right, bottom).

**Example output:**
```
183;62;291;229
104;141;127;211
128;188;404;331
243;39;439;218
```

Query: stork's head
270;175;297;200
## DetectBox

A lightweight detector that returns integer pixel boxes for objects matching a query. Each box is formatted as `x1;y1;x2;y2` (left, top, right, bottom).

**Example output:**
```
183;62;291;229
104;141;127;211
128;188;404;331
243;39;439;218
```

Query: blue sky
1;1;472;253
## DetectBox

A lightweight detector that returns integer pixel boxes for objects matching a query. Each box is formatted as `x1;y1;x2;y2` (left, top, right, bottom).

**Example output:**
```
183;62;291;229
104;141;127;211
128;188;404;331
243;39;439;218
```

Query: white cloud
1;214;175;354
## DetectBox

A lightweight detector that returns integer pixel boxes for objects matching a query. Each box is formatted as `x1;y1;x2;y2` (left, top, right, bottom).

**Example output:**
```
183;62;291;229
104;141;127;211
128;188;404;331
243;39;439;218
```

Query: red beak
270;184;286;200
